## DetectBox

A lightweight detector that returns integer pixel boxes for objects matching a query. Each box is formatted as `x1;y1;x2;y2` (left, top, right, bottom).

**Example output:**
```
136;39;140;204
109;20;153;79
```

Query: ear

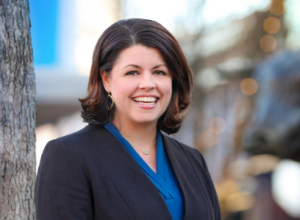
100;70;111;93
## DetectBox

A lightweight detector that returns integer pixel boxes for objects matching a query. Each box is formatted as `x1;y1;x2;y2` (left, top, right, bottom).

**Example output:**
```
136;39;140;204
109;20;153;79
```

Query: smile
133;97;158;105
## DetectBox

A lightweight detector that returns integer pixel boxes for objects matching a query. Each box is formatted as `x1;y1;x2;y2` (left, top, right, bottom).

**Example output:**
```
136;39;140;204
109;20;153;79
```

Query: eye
126;71;138;76
154;70;166;76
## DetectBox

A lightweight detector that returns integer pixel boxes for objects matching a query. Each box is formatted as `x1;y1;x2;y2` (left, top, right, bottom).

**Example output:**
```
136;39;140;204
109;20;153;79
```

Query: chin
134;119;158;125
132;115;160;125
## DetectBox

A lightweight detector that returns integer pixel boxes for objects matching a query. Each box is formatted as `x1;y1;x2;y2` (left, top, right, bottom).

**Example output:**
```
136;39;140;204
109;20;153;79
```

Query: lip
132;94;160;98
133;99;158;109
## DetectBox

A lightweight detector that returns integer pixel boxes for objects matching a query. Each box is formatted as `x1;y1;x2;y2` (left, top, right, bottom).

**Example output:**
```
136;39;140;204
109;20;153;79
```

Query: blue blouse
104;122;184;220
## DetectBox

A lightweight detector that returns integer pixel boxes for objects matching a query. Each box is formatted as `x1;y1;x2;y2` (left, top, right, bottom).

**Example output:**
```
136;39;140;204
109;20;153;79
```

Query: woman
35;19;221;220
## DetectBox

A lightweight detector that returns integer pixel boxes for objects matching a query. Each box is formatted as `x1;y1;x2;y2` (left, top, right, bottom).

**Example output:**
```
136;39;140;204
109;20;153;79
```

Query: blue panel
29;0;59;65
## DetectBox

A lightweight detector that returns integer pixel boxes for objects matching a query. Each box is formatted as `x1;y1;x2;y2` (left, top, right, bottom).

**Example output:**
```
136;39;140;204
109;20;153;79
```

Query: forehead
114;45;166;66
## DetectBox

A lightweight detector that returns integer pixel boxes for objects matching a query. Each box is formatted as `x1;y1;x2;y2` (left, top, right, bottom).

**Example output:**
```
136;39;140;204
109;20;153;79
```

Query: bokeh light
209;117;227;134
225;192;254;212
74;0;118;75
270;0;285;16
240;78;258;96
272;160;300;218
263;17;281;34
74;35;98;75
259;35;277;52
202;129;219;146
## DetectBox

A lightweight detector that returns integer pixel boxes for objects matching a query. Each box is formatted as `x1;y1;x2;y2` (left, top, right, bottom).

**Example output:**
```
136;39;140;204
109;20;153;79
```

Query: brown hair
79;18;193;134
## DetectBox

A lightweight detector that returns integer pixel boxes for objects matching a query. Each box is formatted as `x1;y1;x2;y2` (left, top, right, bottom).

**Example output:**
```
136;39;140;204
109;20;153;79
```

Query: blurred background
30;0;300;219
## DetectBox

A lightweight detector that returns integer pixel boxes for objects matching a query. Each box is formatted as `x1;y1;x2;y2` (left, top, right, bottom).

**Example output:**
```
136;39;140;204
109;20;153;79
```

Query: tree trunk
0;0;36;219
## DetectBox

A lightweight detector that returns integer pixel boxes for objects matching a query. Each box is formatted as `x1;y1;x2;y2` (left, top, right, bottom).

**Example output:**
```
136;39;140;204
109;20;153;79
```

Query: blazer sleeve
35;139;93;220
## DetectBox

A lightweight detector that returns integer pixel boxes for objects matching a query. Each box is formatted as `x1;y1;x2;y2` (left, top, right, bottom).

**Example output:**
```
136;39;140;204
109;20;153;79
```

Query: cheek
158;80;172;104
111;79;136;101
163;80;173;97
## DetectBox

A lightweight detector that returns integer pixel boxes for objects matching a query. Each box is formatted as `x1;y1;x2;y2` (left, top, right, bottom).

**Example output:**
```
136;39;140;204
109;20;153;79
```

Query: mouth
132;97;159;105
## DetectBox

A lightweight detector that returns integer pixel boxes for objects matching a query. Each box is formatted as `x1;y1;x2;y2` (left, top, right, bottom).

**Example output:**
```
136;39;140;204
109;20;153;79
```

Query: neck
112;118;157;151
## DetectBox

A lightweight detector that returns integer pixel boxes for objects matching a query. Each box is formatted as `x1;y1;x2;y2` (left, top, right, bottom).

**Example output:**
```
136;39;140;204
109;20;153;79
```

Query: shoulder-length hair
79;18;193;134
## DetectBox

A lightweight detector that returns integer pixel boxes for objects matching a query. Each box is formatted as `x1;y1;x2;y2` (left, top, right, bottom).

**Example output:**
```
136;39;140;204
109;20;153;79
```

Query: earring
107;93;114;110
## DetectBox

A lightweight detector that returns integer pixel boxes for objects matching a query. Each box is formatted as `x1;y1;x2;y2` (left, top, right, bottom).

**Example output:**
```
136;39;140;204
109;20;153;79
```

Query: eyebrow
122;64;167;70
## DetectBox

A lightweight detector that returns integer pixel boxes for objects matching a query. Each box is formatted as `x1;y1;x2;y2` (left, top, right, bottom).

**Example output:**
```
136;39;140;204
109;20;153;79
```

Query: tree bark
0;0;36;219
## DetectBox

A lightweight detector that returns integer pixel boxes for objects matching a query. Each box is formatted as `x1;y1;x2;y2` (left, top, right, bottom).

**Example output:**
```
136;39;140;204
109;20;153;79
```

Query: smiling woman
79;19;192;134
35;19;221;220
100;45;172;129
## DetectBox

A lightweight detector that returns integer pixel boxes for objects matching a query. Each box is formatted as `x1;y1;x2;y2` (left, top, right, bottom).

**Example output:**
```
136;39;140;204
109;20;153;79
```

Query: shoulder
161;132;198;153
40;125;112;169
38;125;111;182
162;133;208;170
44;125;110;153
56;124;108;145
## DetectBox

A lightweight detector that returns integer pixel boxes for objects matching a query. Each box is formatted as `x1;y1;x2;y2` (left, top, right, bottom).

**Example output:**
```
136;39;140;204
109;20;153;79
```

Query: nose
139;73;156;90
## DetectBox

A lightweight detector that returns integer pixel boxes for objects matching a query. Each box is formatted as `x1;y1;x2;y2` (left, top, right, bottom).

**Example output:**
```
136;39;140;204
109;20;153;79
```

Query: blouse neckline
104;122;180;200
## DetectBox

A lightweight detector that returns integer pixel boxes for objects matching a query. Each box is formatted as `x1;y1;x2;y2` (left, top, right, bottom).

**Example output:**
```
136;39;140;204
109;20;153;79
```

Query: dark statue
244;51;300;162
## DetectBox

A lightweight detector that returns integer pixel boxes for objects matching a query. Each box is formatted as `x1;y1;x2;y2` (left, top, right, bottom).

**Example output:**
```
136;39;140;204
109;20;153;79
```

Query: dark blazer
35;125;221;220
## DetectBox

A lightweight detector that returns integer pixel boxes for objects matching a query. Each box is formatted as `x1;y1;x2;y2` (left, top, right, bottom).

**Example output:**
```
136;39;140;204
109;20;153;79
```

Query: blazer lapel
88;126;173;220
162;134;212;220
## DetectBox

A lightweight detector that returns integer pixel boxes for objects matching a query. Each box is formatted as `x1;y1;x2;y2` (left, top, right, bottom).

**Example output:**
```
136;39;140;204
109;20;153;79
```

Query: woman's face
101;44;172;127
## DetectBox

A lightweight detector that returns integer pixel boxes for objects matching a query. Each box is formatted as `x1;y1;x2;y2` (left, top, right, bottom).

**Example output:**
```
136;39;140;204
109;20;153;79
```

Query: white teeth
133;97;157;102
